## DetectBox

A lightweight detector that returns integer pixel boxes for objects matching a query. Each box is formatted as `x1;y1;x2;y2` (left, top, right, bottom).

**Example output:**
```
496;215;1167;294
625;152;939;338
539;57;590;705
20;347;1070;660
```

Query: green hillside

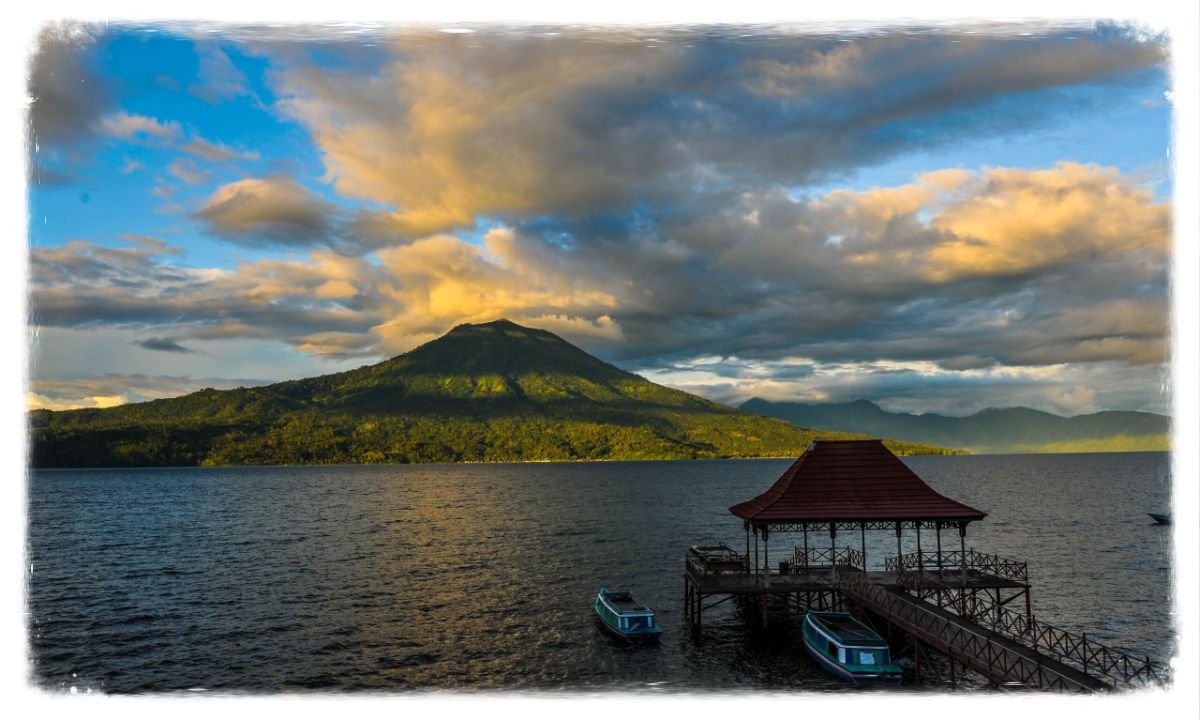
29;320;956;467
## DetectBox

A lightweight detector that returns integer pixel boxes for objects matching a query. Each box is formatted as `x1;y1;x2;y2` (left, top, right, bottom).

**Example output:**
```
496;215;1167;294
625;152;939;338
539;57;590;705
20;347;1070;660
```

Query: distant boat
1149;512;1171;525
594;588;662;642
802;611;902;685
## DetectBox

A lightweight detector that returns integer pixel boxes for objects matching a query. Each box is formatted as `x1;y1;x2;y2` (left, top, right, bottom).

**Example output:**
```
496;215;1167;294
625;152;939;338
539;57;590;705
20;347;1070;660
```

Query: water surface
27;453;1172;692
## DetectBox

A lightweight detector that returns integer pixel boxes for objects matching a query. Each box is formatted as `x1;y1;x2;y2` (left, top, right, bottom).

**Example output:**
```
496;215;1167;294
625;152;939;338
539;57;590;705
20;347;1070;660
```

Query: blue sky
26;22;1174;416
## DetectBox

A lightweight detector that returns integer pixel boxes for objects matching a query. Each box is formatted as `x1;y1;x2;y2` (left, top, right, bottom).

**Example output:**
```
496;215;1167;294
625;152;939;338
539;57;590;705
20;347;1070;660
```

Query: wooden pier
684;439;1166;692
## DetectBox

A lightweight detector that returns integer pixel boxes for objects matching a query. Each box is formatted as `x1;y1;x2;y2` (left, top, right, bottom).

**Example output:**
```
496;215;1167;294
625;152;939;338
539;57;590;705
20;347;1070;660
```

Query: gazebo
729;439;987;582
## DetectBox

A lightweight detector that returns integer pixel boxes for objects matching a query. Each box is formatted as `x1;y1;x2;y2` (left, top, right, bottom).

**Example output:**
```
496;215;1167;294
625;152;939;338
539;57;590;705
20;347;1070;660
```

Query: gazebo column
802;523;809;568
829;523;838;581
753;524;759;575
894;522;903;578
764;526;770;581
959;522;968;585
860;522;867;572
744;521;751;574
936;522;943;576
916;522;924;574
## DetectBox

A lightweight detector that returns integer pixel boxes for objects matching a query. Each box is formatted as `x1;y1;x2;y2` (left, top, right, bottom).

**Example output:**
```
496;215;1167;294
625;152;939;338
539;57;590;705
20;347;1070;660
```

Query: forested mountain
30;320;954;467
739;398;1169;454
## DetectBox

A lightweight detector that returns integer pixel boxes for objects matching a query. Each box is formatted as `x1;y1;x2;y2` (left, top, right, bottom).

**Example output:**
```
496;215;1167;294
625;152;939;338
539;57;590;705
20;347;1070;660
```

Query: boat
1149;512;1171;525
802;611;902;684
594;588;663;642
688;544;746;574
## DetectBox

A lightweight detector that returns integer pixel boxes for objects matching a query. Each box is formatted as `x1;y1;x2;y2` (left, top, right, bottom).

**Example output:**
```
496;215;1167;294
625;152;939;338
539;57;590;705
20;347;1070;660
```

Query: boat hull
594;588;663;643
801;634;902;685
802;613;902;685
595;616;663;643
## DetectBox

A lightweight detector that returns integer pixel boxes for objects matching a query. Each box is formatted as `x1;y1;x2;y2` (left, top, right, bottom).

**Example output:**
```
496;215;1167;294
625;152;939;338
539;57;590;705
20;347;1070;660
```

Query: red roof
729;439;986;523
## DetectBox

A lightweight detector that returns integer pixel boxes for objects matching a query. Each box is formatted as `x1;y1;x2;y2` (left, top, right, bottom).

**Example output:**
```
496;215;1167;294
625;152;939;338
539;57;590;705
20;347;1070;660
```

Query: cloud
29;237;389;361
32;162;1168;395
27;22;111;150
134;337;197;353
193;175;337;246
27;373;270;410
181;137;259;163
97;111;182;143
286;331;377;359
189;44;250;104
265;26;1164;238
167;158;208;185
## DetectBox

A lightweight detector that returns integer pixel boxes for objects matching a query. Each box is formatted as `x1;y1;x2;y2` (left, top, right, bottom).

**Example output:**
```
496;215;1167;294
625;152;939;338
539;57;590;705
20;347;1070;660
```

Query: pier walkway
837;572;1109;692
684;548;1163;692
688;440;1166;692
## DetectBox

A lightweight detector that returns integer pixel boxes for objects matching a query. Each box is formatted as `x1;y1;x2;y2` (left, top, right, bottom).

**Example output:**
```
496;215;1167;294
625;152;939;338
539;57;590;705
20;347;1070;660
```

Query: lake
26;452;1173;693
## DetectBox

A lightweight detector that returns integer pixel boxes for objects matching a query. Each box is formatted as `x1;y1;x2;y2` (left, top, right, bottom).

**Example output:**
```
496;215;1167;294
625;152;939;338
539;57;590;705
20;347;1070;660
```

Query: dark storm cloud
133;337;197;353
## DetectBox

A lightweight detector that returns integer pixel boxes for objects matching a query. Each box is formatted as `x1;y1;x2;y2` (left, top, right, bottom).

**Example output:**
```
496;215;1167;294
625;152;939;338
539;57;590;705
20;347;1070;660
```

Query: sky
24;20;1175;416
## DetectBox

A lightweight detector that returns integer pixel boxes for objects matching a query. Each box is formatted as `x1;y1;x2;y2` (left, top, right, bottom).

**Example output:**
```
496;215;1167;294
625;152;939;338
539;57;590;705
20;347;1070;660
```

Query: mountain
739;398;1170;454
29;320;955;467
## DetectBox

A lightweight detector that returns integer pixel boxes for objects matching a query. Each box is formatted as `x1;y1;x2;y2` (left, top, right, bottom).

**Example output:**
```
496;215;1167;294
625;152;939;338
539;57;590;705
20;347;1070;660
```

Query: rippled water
27;453;1172;693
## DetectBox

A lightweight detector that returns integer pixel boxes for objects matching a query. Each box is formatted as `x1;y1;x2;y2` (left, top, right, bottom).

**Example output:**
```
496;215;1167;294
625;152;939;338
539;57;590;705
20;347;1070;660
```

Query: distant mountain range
739;398;1170;454
29;320;953;467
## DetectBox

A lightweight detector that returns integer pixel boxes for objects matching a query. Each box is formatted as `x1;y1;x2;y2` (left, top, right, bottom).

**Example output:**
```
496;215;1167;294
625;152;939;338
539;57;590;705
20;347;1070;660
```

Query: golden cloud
923;163;1168;281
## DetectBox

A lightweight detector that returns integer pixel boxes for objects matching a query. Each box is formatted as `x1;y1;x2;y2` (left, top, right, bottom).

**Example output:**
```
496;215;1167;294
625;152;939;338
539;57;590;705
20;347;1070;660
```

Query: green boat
802;611;902;684
594;588;662;642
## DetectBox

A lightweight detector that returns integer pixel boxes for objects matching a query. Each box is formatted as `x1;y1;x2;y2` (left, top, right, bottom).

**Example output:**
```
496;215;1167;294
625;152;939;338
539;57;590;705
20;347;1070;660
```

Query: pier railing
895;571;1164;688
886;550;1028;583
836;571;1102;692
791;546;862;571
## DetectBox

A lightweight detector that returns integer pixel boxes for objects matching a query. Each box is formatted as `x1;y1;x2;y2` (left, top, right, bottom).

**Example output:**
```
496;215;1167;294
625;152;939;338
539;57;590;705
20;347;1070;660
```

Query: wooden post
959;522;968;585
936;522;943;576
744;521;750;574
802;523;809;568
763;526;770;585
894;523;903;578
916;522;924;574
860;522;867;572
686;578;696;624
753;525;759;576
829;523;838;582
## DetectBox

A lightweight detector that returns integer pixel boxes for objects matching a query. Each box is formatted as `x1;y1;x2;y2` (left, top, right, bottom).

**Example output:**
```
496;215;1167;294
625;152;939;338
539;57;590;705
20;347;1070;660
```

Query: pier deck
693;441;1165;692
683;549;1161;691
838;573;1109;692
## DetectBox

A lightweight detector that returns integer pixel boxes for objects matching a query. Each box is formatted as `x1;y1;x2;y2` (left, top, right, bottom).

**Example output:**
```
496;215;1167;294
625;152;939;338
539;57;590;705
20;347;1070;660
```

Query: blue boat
594;588;662;642
1149;512;1171;525
802;611;902;684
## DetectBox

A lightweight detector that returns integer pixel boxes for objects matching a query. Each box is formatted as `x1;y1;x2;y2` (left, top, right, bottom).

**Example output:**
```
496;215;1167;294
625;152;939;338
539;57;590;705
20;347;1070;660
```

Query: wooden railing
792;546;862;571
893;571;1164;688
886;550;1028;583
836;572;1105;692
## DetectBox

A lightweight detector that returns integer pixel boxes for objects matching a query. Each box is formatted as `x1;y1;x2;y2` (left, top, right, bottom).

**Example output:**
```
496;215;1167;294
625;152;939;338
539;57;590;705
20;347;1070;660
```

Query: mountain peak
451;318;522;331
390;318;627;382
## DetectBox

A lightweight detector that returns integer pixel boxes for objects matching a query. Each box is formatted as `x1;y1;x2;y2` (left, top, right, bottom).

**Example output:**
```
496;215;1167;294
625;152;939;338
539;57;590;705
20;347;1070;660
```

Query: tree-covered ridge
30;320;958;467
740;398;1170;454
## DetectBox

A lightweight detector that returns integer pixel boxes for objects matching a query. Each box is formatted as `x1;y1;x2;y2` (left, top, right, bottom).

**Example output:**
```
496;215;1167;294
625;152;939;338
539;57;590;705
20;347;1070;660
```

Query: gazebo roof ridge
729;439;986;524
